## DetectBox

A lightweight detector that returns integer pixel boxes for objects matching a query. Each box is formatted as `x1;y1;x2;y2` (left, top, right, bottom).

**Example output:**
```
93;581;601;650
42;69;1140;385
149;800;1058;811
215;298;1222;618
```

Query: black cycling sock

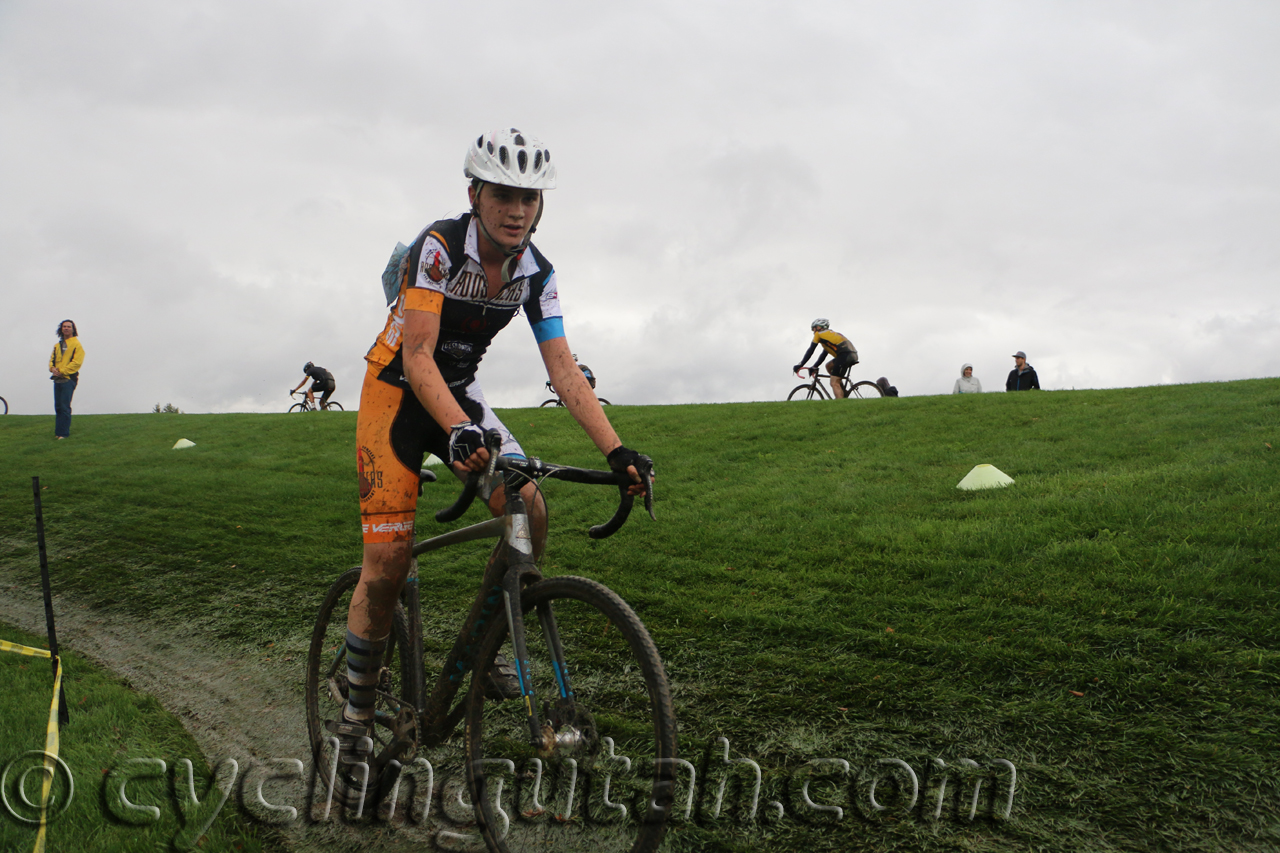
343;631;388;723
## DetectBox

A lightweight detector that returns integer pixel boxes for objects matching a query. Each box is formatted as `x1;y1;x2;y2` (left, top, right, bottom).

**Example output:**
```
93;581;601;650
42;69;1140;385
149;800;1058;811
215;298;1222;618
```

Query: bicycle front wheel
323;401;344;411
847;381;883;398
787;384;822;401
289;402;307;413
305;568;421;804
539;399;562;408
465;576;677;853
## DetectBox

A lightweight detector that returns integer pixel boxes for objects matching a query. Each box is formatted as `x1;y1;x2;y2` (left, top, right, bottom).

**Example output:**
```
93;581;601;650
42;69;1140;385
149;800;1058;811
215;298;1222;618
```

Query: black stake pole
32;477;69;724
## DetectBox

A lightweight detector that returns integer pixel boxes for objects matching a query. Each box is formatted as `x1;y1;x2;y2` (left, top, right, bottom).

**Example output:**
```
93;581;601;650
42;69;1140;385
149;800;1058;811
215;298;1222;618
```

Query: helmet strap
471;184;543;284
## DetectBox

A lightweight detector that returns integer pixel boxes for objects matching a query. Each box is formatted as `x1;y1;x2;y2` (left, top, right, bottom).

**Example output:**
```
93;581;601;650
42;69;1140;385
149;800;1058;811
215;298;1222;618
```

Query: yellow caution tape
33;655;63;853
0;639;52;659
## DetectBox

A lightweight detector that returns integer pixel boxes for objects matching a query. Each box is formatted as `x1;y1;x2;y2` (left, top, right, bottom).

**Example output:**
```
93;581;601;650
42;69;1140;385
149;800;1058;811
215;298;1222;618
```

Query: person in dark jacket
292;361;336;409
1006;351;1040;391
876;376;899;397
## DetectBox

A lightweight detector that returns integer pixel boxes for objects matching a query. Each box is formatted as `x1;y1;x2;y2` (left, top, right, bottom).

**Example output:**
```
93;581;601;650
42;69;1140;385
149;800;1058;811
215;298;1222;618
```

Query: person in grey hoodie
953;363;982;394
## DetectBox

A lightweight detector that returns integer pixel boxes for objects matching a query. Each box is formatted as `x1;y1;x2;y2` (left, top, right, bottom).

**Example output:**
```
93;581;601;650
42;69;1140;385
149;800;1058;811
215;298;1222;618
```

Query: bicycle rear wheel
305;568;421;806
0;396;7;414
847;381;883;398
787;384;823;401
323;401;344;411
465;576;677;853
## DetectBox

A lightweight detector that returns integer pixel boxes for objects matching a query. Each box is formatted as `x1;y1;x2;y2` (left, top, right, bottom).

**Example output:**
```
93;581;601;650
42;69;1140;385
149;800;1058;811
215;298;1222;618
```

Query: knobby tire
465;575;677;853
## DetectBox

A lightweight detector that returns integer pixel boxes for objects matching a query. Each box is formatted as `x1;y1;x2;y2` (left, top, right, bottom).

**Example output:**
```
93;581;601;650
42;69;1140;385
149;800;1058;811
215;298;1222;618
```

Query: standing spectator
49;319;84;439
876;376;899;397
292;362;336;409
953;363;982;394
1006;351;1040;391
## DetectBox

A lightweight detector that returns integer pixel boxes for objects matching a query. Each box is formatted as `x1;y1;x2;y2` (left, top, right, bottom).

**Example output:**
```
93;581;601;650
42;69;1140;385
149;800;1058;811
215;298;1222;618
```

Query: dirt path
0;580;477;851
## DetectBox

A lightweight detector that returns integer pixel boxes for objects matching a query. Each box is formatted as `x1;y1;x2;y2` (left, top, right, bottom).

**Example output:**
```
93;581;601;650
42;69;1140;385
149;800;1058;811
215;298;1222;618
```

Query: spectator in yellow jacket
49;319;84;439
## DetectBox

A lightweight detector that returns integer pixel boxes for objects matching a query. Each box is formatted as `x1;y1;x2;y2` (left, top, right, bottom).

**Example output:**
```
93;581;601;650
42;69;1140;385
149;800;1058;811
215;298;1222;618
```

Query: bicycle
305;431;676;852
786;368;883;401
540;380;610;407
289;389;344;412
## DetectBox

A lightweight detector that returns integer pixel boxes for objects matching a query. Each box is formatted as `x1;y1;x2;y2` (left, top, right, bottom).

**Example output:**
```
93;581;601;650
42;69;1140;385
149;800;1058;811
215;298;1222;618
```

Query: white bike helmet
464;128;557;190
811;318;830;332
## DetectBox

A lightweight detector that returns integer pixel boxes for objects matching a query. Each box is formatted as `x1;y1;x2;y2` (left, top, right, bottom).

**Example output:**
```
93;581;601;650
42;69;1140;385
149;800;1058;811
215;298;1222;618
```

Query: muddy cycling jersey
365;213;564;387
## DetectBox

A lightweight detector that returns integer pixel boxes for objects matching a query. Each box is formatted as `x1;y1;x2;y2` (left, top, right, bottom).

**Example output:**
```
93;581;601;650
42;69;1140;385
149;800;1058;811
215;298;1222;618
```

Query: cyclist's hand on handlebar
448;423;489;473
792;364;804;375
606;446;654;497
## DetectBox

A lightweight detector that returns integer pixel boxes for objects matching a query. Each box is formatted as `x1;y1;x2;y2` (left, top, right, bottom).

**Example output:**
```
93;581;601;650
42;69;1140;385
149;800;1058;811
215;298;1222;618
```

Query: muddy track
0;579;483;852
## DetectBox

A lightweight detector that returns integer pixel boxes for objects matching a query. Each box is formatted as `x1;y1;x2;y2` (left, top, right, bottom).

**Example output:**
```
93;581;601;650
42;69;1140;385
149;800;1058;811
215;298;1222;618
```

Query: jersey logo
358;446;381;500
441;340;474;358
424;251;445;282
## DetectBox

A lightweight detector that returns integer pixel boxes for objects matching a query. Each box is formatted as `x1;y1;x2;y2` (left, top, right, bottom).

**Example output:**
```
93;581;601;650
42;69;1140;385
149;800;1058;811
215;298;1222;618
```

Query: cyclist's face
471;183;541;252
60;322;74;337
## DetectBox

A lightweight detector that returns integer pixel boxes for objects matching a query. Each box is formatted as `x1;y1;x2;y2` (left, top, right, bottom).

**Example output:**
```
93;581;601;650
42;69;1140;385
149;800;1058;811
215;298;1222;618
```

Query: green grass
0;625;270;853
1;380;1279;851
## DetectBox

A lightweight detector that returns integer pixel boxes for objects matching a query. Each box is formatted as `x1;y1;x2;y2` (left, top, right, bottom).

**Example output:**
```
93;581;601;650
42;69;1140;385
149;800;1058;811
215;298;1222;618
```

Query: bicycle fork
500;488;580;756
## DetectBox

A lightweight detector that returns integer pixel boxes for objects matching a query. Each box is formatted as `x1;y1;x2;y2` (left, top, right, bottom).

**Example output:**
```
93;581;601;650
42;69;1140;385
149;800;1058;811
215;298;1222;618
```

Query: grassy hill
1;380;1277;852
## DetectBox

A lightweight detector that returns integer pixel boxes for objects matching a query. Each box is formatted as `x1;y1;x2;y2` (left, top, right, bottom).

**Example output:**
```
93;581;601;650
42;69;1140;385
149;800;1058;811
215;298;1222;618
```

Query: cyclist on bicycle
336;128;650;786
793;318;859;399
573;354;596;389
291;362;336;409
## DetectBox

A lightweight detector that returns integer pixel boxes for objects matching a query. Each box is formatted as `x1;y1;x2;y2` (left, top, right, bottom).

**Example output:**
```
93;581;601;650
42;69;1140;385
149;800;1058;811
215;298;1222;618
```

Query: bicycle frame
403;463;614;753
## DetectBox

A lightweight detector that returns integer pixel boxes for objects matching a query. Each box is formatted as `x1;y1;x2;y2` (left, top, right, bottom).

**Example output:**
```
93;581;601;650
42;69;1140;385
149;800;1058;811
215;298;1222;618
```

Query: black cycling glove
607;446;651;477
448;422;486;466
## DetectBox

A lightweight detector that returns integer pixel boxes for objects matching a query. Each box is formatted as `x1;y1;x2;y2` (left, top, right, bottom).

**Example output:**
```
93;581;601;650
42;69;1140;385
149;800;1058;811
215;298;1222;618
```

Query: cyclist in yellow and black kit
794;318;859;399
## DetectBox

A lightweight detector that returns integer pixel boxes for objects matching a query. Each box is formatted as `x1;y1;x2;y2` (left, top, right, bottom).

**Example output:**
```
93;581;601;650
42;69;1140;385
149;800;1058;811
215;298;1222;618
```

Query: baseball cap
1011;351;1027;359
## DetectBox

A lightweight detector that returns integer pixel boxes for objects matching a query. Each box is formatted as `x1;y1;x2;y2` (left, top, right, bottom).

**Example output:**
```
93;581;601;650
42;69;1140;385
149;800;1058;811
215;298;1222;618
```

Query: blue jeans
53;375;78;437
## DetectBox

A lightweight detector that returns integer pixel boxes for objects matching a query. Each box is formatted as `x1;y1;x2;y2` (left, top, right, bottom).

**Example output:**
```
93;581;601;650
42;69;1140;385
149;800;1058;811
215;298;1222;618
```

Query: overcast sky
3;1;1278;416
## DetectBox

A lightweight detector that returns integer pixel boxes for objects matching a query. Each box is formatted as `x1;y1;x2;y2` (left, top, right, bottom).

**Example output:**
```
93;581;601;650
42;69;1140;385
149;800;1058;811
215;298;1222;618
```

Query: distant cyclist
793;318;859;399
337;128;650;796
292;362;336;409
574;353;597;389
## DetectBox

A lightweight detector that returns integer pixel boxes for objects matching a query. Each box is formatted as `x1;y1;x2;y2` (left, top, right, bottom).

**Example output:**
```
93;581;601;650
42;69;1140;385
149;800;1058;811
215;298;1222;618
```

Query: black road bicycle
540;380;610;408
305;432;676;853
289;389;344;412
787;368;883;401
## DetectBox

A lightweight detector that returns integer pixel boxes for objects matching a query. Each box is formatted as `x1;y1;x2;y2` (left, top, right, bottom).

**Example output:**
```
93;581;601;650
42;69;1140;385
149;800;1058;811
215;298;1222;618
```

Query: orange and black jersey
366;213;564;387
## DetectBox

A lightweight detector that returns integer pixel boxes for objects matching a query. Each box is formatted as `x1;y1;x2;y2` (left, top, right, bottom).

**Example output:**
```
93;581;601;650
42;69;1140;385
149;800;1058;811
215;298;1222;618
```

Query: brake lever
637;456;656;521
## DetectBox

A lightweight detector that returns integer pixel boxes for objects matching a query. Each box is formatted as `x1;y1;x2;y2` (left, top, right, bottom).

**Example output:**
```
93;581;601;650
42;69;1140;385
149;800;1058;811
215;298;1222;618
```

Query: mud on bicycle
305;430;676;852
